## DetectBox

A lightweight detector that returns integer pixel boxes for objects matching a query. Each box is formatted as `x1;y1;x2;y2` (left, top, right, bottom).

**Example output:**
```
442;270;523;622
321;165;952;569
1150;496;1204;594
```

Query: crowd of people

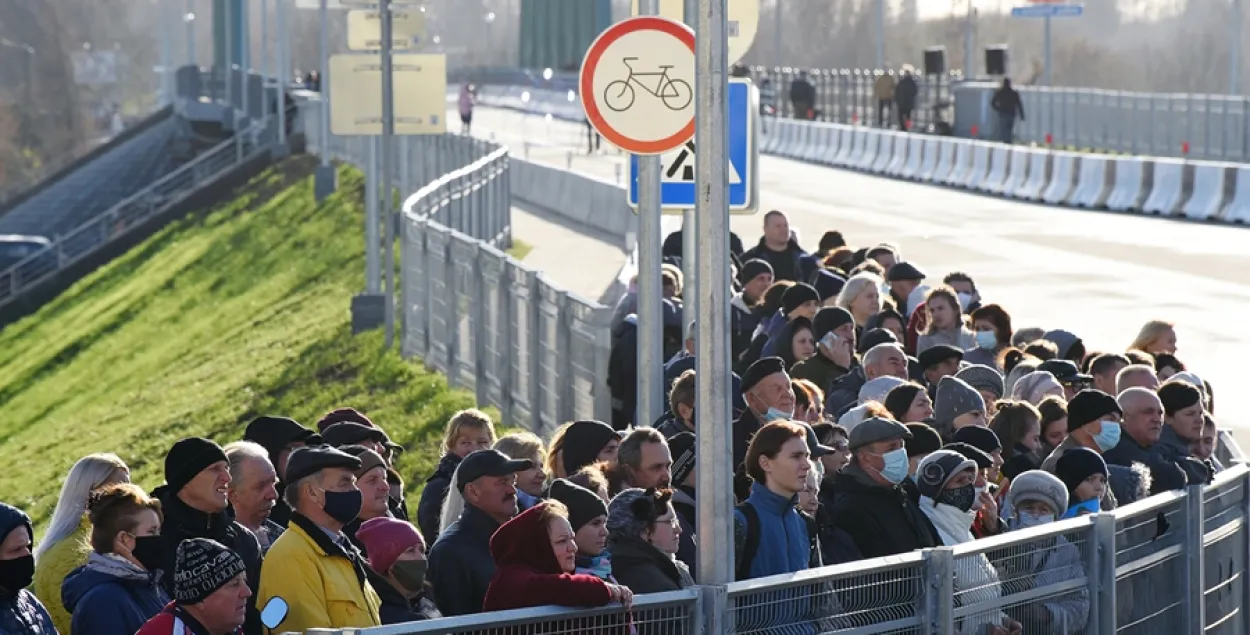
0;208;1231;634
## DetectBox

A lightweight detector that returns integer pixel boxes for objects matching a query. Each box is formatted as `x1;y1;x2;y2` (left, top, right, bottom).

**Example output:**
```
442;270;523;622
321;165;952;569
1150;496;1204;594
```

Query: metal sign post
580;13;696;428
380;0;396;348
1011;3;1083;86
695;0;735;602
314;0;337;201
277;0;288;147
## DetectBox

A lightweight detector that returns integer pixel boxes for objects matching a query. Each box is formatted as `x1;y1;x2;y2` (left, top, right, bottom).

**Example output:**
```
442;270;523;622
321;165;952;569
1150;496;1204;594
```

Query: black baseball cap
1038;359;1093;385
455;449;535;492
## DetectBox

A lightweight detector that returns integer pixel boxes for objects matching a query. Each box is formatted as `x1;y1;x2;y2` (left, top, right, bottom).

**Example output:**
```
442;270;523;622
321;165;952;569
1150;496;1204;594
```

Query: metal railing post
1183;483;1206;631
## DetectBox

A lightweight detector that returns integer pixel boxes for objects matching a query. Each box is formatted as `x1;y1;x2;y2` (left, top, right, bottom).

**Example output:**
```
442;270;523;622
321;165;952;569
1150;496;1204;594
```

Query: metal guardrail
273;464;1250;634
299;100;615;439
0;123;275;310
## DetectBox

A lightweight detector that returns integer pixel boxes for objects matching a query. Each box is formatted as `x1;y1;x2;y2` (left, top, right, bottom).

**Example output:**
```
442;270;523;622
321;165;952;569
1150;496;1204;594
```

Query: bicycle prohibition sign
603;57;693;113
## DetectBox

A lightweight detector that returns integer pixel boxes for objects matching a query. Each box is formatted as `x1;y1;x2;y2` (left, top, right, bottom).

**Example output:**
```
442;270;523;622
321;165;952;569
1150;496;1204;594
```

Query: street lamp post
0;39;35;105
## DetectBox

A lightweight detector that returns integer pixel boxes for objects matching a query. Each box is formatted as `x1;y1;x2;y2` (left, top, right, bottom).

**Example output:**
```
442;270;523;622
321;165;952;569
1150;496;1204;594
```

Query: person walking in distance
458;83;476;135
990;78;1025;144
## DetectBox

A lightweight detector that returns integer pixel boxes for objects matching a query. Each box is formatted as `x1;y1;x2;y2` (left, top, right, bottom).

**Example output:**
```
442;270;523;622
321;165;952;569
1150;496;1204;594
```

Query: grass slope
0;156;497;531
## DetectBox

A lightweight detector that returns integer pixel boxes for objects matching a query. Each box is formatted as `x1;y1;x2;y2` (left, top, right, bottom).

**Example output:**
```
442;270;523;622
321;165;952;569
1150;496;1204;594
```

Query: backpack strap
736;502;760;581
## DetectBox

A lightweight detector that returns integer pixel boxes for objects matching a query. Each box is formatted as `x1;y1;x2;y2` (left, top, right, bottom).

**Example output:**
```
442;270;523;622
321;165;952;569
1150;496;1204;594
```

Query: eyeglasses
654;515;680;528
831;440;849;451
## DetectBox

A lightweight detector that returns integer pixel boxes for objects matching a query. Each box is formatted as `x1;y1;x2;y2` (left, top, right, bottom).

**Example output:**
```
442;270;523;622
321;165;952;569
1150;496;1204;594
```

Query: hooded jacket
482;504;613;612
62;552;170;635
153;485;264;635
417;453;462;546
0;504;55;635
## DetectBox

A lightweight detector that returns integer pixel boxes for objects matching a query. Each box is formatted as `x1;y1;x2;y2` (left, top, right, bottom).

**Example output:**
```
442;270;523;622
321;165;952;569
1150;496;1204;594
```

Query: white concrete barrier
817;125;841;165
1105;157;1150;212
1016;149;1051;200
762;121;781;155
1225;166;1250;223
916;137;943;182
797;124;819;162
1042;152;1079;205
782;121;804;158
1071;156;1112;208
856;130;882;171
1142;159;1187;215
885;133;911;176
1002;147;1032;198
962;142;992;189
832;127;857;167
943;140;975;187
1181;162;1232;221
900;135;926;180
982;145;1013;193
872;132;897;173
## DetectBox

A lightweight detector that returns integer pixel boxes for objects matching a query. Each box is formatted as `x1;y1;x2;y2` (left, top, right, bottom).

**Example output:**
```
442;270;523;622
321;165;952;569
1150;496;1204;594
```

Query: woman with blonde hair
32;453;130;634
916;287;976;354
494;432;548;510
835;272;884;330
1129;320;1177;356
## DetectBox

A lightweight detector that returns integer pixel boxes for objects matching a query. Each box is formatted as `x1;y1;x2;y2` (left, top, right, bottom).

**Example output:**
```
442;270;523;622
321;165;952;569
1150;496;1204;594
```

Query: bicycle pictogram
603;57;693;113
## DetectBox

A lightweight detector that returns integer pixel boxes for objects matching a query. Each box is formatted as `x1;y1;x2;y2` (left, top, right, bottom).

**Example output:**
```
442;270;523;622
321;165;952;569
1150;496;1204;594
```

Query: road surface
466;104;1250;435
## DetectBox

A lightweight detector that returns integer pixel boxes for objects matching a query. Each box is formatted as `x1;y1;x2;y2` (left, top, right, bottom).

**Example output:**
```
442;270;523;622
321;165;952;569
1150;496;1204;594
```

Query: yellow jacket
257;517;382;633
32;519;92;635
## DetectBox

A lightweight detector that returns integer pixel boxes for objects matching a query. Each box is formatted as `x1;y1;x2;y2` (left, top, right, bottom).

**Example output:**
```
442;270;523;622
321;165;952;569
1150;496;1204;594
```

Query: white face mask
1015;511;1055;528
970;485;987;511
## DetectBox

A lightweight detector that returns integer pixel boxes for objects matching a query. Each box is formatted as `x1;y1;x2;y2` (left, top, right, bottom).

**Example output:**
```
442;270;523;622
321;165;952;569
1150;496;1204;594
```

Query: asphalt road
463;104;1250;436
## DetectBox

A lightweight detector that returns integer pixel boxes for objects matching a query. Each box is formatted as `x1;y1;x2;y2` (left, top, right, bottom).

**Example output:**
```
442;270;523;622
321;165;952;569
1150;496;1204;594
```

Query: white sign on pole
629;0;760;66
347;8;427;50
580;17;696;155
329;53;447;135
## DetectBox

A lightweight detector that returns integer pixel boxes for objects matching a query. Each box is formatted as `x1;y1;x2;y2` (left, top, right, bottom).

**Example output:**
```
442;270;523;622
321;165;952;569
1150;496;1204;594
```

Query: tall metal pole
381;0;397;348
161;2;174;105
277;0;288;146
635;0;664;428
695;0;733;601
225;0;234;108
261;0;269;127
681;0;698;316
1232;0;1243;95
772;0;782;67
1043;15;1052;86
366;137;381;293
874;0;886;69
186;0;196;66
963;4;975;78
314;0;337;200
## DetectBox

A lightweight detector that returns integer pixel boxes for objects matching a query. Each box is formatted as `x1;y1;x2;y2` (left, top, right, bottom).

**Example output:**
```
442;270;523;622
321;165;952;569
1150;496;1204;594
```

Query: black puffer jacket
417;453;462;545
827;465;938;559
153;485;264;635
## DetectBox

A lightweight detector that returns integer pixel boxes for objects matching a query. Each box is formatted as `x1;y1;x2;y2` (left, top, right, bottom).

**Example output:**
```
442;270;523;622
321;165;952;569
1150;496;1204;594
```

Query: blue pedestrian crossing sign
628;77;758;213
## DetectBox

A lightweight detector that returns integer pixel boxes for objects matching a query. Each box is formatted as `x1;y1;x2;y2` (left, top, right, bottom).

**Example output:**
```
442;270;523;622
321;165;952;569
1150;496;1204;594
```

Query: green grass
506;238;533;261
0;156;499;532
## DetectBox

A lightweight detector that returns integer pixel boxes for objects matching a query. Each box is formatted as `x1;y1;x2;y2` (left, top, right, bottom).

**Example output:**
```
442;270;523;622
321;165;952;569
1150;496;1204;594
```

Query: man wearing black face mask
154;438;264;635
0;502;55;634
256;446;382;632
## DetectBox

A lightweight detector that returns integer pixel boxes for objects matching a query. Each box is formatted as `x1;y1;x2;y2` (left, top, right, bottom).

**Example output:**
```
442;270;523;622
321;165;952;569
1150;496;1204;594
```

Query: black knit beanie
561;420;619;475
548;479;608;532
1055;447;1108;498
165;437;228;495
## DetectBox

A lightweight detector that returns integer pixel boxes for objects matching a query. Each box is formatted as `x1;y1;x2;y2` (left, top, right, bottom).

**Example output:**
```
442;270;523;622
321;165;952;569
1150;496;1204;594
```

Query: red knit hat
355;517;424;574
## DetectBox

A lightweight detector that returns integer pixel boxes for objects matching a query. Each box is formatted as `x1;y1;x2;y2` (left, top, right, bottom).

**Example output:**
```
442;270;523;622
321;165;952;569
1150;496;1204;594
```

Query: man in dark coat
740;211;817;284
427;450;533;616
243;415;322;527
155;438;264;635
894;68;919;130
829;418;938;559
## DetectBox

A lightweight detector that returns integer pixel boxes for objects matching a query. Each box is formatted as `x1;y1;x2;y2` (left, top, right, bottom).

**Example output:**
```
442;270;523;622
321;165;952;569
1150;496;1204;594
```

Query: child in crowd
417;409;498;543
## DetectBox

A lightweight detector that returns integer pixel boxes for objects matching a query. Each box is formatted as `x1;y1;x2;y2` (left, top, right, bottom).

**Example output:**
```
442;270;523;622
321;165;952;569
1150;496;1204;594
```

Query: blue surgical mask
974;330;997;350
763;407;793;422
956;292;974;312
1014;511;1054;528
875;448;909;485
1093;420;1122;451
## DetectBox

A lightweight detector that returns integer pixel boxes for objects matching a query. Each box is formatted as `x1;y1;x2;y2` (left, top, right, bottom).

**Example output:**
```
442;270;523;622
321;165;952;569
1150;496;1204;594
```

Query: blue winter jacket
62;552;169;635
0;502;55;635
732;483;818;635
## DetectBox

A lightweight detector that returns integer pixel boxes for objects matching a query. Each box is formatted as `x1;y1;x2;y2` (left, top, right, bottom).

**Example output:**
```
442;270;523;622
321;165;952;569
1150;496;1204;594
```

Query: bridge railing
299;99;615;437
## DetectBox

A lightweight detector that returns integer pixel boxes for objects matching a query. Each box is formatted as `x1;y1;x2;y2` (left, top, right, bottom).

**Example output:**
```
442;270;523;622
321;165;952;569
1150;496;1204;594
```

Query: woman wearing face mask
483;502;632;612
547;480;615;582
0;502;56;634
916;451;1022;635
915;288;977;355
964;304;1013;371
355;517;441;623
1001;471;1089;633
988;401;1044;518
61;484;170;635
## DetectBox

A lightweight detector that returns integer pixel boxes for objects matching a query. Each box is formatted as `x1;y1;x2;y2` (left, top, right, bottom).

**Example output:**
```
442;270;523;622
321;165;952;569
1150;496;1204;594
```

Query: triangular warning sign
660;141;742;184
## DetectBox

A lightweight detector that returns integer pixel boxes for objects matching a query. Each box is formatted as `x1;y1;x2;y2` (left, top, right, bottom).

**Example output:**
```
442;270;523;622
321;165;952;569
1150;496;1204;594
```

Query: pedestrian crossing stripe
660;141;743;184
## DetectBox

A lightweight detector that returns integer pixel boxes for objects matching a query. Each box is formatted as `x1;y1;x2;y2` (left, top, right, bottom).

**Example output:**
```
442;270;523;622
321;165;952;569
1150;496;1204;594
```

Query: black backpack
735;502;820;581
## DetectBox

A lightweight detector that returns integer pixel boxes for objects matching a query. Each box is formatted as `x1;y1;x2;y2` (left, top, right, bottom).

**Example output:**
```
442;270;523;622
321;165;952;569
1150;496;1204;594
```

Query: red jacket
136;602;243;635
482;504;614;612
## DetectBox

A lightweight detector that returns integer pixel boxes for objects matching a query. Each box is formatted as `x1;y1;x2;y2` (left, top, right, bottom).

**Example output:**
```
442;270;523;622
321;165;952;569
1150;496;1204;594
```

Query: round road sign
579;16;696;155
629;0;760;66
